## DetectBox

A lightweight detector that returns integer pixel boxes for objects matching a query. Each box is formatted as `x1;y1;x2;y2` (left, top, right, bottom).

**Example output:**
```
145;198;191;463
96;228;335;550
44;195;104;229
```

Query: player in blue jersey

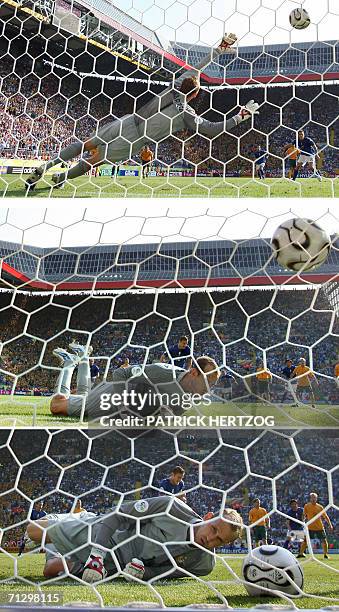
283;499;304;554
160;336;192;369
254;146;268;179
282;359;295;381
281;358;298;405
17;502;47;555
89;358;100;386
159;466;186;501
293;130;322;182
31;501;47;520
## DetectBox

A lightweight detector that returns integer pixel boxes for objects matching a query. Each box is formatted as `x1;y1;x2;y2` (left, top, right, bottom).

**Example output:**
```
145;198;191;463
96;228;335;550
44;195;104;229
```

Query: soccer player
284;144;300;179
159;466;186;502
292;131;322;182
254;146;268;179
26;496;243;582
140;146;154;178
89;358;100;386
31;501;47;520
25;34;260;190
335;361;339;385
255;363;272;401
298;493;333;559
18;501;47;555
160;336;192;369
283;499;304;553
249;498;270;547
281;358;296;403
291;357;318;407
49;347;220;421
17;534;26;557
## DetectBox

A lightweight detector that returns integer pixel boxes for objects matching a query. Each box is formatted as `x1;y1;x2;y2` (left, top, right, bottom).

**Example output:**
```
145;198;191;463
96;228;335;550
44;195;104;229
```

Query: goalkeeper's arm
183;100;260;138
174;34;237;90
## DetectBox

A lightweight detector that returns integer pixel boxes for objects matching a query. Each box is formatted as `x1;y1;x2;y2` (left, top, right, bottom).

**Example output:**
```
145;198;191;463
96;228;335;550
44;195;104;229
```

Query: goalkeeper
50;344;220;422
25;34;260;190
26;496;242;582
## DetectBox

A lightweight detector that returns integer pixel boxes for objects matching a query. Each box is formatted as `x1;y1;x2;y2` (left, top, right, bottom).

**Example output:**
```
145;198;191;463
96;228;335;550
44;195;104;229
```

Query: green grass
0;553;338;608
0;396;338;428
1;176;338;198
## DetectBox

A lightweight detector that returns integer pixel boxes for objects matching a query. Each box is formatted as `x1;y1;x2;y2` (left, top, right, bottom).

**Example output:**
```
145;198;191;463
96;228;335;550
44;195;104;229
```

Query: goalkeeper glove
82;555;107;583
123;558;145;582
218;33;237;53
236;100;260;123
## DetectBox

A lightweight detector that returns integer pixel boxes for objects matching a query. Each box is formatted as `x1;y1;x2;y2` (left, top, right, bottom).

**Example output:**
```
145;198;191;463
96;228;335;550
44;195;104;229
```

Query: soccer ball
242;545;304;597
271;218;331;272
289;8;311;29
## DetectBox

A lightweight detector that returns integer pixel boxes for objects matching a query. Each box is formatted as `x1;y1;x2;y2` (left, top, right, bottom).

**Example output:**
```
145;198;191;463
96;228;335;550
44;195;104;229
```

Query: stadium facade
1;239;338;290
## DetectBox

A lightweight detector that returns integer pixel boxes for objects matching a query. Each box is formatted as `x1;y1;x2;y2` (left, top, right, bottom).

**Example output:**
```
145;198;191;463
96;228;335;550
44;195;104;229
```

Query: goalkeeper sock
89;547;104;560
292;168;299;181
76;359;91;396
44;141;84;172
65;160;93;180
54;360;76;396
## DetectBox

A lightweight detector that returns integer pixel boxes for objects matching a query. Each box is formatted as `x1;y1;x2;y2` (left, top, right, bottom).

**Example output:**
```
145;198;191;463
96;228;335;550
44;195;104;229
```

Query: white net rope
0;206;338;428
0;427;338;608
0;0;338;198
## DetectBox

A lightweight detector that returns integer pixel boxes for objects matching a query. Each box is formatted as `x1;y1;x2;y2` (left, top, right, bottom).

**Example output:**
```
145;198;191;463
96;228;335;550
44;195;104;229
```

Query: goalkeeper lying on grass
26;496;242;582
25;33;260;190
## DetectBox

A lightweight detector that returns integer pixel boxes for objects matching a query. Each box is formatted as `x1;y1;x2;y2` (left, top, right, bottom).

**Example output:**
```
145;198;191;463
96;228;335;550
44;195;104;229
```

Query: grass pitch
1;176;338;198
0;553;338;608
0;396;338;428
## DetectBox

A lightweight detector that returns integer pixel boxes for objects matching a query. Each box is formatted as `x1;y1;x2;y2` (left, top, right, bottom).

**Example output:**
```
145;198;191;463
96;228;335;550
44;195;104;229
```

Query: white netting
0;427;338;608
0;0;338;198
0;205;338;427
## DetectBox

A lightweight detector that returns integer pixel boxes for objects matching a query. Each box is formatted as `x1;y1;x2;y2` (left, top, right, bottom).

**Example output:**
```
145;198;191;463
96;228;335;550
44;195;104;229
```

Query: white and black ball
271;218;331;272
289;8;311;29
242;545;304;597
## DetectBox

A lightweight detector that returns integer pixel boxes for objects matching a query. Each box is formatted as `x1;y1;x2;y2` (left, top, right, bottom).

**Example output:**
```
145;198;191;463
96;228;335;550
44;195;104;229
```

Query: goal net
0;0;338;198
0;427;338;609
0;204;338;428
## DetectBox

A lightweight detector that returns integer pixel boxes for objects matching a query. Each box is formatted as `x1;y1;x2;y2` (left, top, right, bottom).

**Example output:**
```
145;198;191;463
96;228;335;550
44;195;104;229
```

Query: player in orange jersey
298;492;333;559
140;146;154;178
291;357;318;407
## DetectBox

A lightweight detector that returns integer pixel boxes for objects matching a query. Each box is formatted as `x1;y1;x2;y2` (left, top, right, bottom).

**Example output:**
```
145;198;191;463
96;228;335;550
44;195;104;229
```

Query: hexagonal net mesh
0;205;338;427
0;427;338;608
0;0;338;197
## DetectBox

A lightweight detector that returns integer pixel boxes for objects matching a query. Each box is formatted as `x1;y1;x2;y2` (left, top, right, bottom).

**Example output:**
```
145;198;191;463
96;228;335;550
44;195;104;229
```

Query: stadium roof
76;0;168;51
1;239;337;291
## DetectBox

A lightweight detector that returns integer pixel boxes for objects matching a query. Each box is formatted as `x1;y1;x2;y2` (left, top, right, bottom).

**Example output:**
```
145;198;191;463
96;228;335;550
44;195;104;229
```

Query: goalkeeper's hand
82;555;107;583
237;100;260;123
218;33;237;53
123;558;145;582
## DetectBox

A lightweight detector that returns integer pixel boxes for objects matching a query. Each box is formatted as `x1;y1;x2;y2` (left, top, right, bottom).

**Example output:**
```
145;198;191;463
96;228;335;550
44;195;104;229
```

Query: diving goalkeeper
50;344;219;422
26;496;243;582
25;34;259;190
